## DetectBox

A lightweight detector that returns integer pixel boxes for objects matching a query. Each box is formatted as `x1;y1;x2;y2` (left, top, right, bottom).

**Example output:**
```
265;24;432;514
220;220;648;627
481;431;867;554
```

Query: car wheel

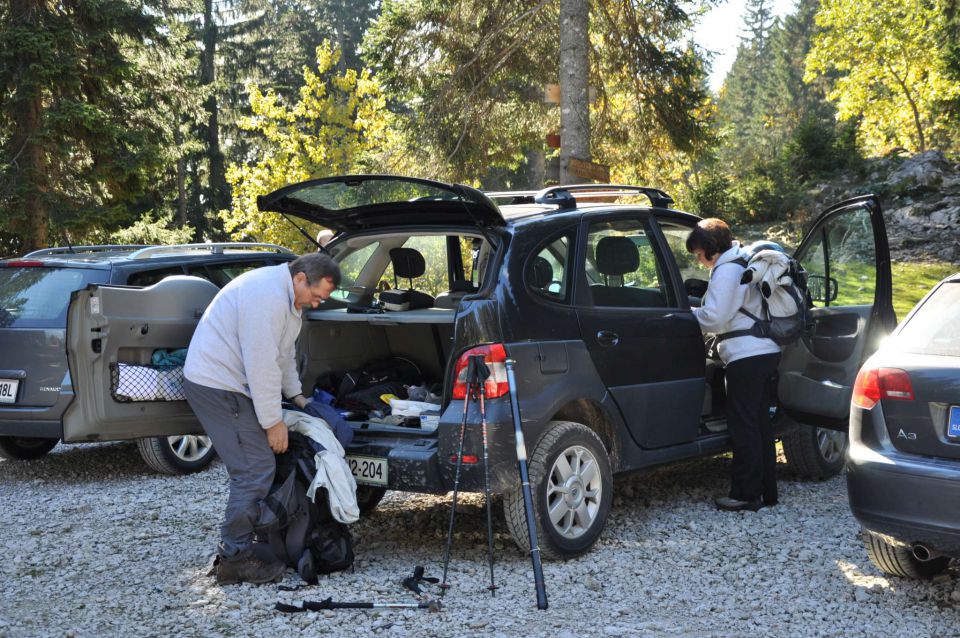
781;424;847;479
503;421;613;560
136;434;216;475
862;531;951;579
0;436;58;461
356;485;387;516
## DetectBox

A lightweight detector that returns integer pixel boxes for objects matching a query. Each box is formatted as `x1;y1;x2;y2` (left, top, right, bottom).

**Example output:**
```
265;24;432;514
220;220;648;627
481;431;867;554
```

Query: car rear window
0;267;109;328
894;281;960;356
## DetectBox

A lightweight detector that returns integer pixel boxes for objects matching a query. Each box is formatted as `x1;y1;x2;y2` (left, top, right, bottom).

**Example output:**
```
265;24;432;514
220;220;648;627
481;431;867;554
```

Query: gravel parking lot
1;442;958;638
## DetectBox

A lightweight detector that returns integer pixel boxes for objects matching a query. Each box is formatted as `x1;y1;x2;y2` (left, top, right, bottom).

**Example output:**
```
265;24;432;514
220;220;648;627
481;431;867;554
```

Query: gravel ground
1;442;958;638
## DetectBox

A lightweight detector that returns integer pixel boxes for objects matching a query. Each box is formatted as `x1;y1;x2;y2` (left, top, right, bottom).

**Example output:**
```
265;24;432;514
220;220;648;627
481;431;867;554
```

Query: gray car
0;243;296;473
847;272;960;578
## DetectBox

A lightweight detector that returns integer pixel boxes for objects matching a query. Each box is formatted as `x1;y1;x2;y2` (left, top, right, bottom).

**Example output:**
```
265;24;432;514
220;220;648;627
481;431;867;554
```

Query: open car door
62;276;218;442
778;195;896;429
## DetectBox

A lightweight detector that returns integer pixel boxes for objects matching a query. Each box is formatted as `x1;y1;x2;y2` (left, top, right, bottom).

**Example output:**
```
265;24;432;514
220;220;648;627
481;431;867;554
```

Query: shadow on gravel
0;440;195;484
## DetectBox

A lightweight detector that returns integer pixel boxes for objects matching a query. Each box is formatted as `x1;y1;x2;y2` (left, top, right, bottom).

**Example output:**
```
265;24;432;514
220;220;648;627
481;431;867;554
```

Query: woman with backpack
686;219;782;511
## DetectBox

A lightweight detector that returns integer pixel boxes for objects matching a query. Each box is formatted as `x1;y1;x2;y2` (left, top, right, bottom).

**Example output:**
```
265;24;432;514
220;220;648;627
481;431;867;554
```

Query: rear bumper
847;443;960;557
0;395;69;440
346;397;523;495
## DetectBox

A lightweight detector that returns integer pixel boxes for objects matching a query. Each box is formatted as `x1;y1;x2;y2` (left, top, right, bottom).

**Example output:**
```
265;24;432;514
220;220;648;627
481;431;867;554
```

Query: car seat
529;255;554;293
590;236;665;307
386;247;434;310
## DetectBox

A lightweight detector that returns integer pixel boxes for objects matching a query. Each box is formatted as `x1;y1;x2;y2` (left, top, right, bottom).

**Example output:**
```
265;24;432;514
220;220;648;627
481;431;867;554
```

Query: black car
0;243;297;473
847;272;960;578
55;176;894;558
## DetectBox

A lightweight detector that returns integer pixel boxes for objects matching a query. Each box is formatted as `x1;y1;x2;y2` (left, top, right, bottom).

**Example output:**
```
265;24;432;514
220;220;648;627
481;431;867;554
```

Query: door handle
596;330;619;347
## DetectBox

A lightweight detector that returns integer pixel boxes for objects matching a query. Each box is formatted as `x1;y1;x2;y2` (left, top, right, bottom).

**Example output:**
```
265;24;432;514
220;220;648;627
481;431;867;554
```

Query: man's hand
266;421;288;454
292;394;310;409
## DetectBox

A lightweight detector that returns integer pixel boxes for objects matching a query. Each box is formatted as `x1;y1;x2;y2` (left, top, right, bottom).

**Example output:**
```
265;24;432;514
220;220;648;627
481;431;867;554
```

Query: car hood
257;175;505;232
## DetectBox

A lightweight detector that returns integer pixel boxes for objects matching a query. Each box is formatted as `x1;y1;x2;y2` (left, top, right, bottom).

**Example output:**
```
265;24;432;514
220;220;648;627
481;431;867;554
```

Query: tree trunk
174;124;187;227
201;0;228;213
559;0;590;185
8;0;48;252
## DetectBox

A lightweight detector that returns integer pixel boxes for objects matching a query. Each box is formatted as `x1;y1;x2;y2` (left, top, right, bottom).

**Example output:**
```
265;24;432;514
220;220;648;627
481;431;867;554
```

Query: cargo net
111;363;186;402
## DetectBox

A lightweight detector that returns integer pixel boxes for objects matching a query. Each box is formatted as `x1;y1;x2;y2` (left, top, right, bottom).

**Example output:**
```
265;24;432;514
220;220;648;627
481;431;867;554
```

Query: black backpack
256;431;354;583
718;243;813;347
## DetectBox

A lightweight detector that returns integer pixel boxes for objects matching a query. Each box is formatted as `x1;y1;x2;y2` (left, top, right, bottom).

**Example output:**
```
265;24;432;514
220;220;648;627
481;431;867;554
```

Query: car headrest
530;256;554;289
389;247;426;279
595;236;639;276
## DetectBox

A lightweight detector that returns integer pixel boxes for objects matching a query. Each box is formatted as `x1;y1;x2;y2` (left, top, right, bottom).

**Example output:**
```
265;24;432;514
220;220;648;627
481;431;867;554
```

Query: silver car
0;243;296;473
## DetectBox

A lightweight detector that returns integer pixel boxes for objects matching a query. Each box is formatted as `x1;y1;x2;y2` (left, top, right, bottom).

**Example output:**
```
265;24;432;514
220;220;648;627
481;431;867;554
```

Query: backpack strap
711;256;755;343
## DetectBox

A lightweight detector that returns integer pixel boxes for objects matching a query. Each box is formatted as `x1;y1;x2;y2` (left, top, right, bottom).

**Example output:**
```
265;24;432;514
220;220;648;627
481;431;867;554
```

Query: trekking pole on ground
504;358;548;610
440;363;473;594
468;354;497;596
276;598;442;613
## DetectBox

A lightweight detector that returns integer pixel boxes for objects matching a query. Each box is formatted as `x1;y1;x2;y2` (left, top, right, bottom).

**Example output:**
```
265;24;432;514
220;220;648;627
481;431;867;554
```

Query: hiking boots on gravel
212;550;285;585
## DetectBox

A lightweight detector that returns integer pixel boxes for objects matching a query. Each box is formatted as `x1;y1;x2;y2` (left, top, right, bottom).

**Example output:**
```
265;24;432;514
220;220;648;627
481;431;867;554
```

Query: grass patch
891;261;958;320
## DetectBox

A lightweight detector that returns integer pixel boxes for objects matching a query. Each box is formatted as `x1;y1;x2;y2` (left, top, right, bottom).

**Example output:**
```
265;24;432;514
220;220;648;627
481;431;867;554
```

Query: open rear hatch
257;175;505;232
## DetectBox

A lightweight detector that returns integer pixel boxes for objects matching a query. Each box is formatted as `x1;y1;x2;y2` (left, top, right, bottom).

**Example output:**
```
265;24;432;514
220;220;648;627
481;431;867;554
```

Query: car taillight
3;260;44;267
451;343;509;399
852;366;914;409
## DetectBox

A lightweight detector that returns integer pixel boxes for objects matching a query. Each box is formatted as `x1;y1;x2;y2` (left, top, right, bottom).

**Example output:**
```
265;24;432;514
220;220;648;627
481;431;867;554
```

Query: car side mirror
807;274;839;303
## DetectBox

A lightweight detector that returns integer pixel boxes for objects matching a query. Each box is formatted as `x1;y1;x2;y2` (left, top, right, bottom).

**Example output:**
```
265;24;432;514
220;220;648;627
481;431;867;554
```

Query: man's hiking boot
212;550;285;585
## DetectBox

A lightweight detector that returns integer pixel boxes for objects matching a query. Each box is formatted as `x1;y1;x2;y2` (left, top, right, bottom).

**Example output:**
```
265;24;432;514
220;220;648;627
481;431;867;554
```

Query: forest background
1;0;958;283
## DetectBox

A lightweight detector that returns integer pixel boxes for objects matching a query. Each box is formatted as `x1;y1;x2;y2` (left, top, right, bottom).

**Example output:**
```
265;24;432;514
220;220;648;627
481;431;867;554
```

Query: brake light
3;260;44;267
852;367;914;409
449;455;479;465
451;343;509;399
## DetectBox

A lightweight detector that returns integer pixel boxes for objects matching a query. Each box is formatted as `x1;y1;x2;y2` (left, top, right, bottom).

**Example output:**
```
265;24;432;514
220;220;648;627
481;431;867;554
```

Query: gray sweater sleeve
693;262;747;333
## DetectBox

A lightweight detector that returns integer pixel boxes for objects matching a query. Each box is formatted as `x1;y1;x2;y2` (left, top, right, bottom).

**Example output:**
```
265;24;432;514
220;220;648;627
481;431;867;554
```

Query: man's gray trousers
183;378;275;557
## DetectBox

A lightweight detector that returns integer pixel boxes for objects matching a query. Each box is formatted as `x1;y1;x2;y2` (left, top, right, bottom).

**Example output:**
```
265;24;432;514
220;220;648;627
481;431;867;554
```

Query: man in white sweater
183;252;340;584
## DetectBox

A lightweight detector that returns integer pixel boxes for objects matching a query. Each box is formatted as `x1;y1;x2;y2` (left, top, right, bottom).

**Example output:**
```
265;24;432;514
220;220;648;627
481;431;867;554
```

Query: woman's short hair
289;252;341;287
685;218;733;260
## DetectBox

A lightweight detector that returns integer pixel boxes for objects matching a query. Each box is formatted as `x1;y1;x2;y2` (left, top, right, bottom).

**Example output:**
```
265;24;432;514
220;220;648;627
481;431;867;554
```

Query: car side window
526;233;572;302
657;222;710;286
188;262;261;287
125;266;186;287
800;209;876;308
584;219;673;308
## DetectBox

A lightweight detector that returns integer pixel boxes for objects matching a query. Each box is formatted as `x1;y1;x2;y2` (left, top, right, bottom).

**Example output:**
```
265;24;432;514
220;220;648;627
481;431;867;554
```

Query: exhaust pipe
911;543;942;562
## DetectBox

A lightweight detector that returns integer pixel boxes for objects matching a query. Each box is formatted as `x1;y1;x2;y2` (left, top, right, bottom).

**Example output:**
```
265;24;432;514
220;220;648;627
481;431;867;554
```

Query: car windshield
0;267;109;328
893;281;960;357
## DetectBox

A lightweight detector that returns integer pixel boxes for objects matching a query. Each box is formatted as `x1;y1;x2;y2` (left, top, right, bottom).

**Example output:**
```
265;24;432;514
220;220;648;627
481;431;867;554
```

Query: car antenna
451;185;496;248
277;211;326;253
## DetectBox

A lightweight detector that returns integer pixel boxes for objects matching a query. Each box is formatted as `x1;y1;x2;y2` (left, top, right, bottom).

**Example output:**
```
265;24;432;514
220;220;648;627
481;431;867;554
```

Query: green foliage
805;0;960;153
108;213;196;245
222;42;394;248
0;0;172;250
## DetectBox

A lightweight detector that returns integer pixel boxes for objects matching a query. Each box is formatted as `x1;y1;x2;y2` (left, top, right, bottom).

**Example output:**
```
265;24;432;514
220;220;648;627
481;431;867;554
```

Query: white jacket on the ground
282;409;360;524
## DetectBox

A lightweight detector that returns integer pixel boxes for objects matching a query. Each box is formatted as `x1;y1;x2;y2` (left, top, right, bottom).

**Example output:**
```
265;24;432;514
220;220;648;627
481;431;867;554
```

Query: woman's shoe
714;496;763;512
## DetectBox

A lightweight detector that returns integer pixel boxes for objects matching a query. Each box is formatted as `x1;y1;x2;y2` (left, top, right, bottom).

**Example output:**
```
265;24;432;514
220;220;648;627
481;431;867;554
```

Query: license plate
0;379;19;404
948;406;960;439
347;455;388;487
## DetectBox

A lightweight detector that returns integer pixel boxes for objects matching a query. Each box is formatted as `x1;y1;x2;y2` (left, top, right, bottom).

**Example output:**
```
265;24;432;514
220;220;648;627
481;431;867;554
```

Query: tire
0;436;58;461
781;424;847;479
503;421;613;560
137;434;216;475
862;531;951;579
356;485;387;516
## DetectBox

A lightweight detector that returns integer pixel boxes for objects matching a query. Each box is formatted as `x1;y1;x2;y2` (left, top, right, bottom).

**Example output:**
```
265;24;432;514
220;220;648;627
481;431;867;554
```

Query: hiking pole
468;354;497;596
276;598;442;613
504;358;548;610
440;361;474;594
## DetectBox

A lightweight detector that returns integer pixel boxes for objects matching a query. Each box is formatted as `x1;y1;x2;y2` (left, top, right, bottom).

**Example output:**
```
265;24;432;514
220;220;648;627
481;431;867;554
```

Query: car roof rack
485;184;673;210
22;245;151;257
127;243;295;259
